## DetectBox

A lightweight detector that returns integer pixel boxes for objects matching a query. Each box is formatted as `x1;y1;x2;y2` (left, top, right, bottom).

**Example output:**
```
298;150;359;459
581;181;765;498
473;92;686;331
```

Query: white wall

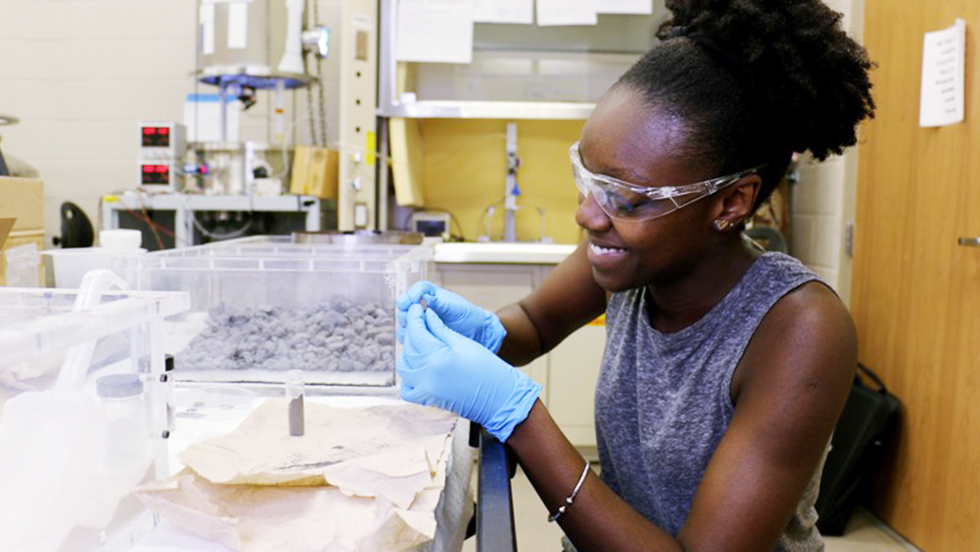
789;0;865;306
0;0;340;245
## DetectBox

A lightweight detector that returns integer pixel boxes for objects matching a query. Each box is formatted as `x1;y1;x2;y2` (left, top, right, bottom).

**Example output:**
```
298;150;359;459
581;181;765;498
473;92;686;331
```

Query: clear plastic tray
125;236;434;390
0;287;190;551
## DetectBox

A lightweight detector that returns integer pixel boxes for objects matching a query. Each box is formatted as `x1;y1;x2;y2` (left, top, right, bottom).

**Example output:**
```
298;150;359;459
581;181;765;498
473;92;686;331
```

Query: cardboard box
290;147;339;199
0;177;44;231
0;218;14;249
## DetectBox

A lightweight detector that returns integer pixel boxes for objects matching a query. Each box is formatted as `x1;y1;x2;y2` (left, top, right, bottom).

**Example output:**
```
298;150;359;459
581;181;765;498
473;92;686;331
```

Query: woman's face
575;85;723;292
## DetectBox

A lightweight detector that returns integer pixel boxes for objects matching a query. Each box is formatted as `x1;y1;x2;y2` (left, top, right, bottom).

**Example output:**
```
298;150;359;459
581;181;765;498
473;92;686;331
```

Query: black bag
815;363;900;536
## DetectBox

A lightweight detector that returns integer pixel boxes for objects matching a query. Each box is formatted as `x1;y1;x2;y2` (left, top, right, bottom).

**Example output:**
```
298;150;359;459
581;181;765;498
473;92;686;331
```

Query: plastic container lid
99;229;143;250
96;373;144;398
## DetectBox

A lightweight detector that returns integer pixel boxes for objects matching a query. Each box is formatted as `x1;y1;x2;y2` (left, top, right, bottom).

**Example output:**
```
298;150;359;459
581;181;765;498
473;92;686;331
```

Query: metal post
477;429;518;552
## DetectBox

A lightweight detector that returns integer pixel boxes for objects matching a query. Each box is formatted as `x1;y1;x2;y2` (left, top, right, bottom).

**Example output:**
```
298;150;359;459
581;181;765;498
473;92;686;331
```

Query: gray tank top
595;252;827;551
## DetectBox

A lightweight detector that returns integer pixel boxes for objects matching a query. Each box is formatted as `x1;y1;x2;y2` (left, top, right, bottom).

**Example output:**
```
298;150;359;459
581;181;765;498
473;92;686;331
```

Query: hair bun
656;0;875;160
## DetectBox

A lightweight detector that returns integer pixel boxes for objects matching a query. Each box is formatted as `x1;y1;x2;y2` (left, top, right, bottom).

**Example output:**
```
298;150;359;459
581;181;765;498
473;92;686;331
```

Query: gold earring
713;219;732;232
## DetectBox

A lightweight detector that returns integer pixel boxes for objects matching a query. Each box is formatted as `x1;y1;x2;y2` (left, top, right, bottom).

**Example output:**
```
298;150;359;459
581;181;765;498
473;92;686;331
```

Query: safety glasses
569;141;763;222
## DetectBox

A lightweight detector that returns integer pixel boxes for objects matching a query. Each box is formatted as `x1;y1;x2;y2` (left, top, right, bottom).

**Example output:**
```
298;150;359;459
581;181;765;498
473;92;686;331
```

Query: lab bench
100;191;335;250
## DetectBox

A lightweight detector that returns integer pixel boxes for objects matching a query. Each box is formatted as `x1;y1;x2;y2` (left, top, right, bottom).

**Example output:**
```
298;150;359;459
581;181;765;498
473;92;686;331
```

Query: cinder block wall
789;0;865;306
0;0;198;244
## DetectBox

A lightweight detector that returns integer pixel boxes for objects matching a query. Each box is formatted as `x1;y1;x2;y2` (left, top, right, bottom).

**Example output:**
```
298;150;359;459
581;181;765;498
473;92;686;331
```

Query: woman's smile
587;240;630;271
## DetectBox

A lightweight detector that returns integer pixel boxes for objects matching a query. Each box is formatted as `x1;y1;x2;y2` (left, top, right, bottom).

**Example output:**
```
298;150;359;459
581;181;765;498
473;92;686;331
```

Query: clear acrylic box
0;287;190;551
124;235;434;391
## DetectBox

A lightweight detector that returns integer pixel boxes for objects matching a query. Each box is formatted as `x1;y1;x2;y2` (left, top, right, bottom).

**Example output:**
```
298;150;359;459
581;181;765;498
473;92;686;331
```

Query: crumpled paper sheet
135;469;439;552
177;400;457;508
135;400;464;552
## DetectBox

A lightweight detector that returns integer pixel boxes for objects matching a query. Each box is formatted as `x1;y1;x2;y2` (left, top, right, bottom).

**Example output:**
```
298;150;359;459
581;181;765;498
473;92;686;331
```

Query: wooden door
852;2;980;550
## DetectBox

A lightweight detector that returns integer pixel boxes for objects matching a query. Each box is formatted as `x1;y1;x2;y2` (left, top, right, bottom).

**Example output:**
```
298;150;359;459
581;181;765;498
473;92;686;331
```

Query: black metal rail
477;429;518;552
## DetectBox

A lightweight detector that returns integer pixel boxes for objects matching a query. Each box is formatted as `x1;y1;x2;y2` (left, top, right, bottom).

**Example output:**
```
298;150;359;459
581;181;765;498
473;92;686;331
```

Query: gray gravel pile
177;299;396;373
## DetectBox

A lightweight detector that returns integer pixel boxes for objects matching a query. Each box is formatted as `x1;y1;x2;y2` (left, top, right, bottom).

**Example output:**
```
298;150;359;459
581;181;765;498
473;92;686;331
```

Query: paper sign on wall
473;0;533;24
397;0;474;64
919;18;965;127
537;0;597;26
597;0;653;15
227;3;249;49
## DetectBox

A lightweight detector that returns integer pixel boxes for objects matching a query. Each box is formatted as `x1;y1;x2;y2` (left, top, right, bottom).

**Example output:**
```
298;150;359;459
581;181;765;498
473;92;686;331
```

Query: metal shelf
380;99;594;120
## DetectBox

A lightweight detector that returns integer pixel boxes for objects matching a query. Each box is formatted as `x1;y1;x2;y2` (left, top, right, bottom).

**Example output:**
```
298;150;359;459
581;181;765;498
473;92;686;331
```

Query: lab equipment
189;0;330;193
287;369;304;436
124;233;433;390
96;373;149;467
409;210;452;240
100;191;334;250
43;229;146;289
161;353;175;435
138;121;186;192
0;286;189;552
399;304;540;442
569;141;764;222
397;279;507;352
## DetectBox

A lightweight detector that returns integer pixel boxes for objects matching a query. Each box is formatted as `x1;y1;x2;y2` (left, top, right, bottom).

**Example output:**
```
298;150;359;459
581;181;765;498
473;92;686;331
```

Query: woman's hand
396;281;507;352
398;303;539;442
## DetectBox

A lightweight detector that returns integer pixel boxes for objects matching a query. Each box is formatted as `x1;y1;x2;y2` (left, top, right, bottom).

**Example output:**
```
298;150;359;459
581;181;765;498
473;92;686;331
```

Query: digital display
141;164;170;185
141;126;171;148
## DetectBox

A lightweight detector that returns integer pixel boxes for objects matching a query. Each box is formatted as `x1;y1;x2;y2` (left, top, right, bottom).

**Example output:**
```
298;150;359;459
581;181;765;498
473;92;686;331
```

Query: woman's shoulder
738;272;856;393
730;251;856;401
753;252;824;288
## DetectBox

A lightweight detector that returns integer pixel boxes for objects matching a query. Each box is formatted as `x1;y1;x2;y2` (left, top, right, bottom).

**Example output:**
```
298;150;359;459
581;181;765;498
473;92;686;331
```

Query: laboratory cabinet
435;249;604;450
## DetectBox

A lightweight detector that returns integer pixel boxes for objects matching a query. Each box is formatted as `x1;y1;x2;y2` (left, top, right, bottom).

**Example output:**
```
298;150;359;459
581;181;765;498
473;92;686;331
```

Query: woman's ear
712;175;762;231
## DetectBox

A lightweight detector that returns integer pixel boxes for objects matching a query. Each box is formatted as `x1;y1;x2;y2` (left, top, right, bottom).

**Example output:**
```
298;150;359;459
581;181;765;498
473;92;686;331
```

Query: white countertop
433;242;577;264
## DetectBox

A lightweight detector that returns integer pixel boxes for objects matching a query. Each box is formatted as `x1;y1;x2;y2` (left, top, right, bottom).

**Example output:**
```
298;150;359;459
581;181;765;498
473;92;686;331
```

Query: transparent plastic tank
0;287;190;552
124;235;434;390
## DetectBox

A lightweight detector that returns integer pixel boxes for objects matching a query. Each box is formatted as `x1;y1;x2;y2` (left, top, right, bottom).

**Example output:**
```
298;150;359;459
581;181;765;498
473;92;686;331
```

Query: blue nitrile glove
398;303;540;443
395;280;507;352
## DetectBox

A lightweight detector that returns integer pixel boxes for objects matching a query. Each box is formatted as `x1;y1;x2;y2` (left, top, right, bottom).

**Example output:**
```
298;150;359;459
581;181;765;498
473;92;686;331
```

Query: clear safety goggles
570;141;763;222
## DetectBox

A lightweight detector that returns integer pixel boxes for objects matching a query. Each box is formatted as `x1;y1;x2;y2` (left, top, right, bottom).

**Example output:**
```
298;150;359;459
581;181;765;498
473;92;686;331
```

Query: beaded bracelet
547;461;591;523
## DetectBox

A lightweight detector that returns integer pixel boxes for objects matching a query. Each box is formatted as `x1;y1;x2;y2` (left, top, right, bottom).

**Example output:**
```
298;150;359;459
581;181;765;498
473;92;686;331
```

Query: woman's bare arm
507;282;856;551
496;242;607;367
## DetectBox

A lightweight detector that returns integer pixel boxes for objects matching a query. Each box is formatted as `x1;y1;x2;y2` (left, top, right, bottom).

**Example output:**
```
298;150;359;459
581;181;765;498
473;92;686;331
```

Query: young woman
396;0;875;550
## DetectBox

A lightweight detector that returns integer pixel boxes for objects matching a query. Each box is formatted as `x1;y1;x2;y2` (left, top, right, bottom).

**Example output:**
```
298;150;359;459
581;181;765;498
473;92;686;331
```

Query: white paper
135;401;465;552
199;4;215;55
537;0;598;26
397;0;474;64
473;0;533;24
919;18;965;127
227;3;249;50
597;0;653;15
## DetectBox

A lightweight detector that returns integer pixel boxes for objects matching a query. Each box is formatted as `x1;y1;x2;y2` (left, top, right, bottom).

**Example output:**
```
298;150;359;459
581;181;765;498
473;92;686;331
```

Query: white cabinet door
547;323;604;448
436;264;550;406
